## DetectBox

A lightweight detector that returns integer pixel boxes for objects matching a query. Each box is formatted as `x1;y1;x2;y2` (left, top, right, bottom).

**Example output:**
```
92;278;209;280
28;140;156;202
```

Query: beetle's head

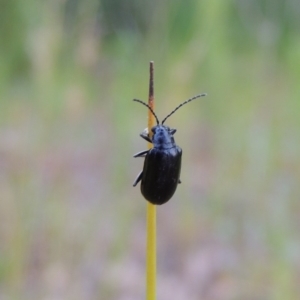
151;125;176;135
142;126;176;138
151;125;176;149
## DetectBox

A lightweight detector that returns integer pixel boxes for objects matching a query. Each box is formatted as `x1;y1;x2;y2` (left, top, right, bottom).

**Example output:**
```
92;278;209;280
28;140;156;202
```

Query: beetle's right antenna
161;93;207;124
133;99;160;125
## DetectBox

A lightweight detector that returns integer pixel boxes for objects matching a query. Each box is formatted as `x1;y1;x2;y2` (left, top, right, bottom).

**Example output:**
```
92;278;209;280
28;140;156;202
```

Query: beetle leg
140;133;152;143
133;150;149;157
170;128;177;135
133;171;143;186
178;179;181;184
140;128;152;143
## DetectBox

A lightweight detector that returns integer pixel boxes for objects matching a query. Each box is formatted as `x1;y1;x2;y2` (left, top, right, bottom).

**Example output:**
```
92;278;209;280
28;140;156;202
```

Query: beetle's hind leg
178;179;182;184
133;171;143;186
133;150;149;157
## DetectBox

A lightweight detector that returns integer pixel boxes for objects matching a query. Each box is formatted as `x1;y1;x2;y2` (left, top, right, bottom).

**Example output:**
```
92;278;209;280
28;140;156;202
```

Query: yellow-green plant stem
146;61;156;300
146;202;156;300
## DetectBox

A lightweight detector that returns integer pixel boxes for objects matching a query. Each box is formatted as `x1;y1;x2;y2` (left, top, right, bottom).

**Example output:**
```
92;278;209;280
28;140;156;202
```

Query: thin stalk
146;61;156;300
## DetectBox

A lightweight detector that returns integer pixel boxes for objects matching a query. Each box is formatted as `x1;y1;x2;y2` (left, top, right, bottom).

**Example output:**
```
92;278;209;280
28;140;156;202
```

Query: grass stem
146;61;156;300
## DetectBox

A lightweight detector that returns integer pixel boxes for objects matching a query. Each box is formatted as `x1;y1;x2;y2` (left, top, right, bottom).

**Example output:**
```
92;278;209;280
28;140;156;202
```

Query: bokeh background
1;0;300;299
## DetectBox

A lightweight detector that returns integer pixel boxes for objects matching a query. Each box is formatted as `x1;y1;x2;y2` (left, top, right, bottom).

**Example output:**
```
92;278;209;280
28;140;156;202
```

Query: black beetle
133;93;207;205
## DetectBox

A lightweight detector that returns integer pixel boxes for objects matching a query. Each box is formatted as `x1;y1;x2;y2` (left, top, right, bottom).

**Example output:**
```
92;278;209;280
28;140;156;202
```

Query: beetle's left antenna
161;93;207;125
133;99;160;125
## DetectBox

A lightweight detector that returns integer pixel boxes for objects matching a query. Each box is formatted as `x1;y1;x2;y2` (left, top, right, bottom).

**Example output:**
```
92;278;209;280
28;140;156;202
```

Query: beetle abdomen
141;146;182;205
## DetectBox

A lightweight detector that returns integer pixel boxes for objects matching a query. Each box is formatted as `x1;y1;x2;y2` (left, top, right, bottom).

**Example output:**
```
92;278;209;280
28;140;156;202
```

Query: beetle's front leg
170;128;177;135
133;150;149;157
140;128;152;143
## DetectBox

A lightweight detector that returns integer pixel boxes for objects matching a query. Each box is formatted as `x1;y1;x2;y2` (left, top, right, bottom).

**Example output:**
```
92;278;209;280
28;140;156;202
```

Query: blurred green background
1;0;300;299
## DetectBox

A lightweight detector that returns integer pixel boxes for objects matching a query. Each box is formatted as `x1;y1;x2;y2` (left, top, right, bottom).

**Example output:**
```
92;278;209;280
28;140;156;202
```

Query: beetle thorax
151;125;176;150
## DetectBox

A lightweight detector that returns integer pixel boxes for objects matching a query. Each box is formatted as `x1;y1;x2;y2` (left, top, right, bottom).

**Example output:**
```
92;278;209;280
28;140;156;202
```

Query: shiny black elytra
133;93;207;205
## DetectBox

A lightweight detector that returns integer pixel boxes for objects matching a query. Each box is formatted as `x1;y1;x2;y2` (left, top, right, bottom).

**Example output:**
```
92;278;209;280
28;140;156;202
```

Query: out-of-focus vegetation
1;0;300;299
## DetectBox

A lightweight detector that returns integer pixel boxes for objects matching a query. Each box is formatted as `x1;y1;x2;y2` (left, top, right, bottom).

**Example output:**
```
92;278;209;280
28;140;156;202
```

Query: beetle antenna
133;99;160;125
161;93;207;125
